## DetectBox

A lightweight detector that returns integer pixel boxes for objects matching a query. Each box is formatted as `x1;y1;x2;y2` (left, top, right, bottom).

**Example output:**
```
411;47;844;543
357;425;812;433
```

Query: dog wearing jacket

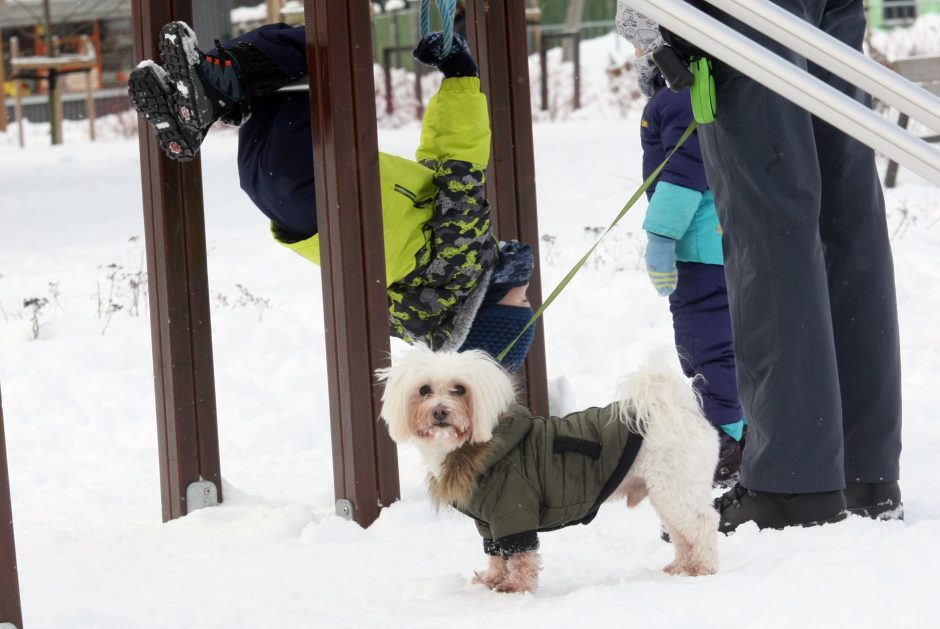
377;346;720;593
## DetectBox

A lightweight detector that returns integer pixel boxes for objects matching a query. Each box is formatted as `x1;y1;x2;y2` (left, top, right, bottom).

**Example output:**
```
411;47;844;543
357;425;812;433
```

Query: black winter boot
844;481;903;521
160;21;295;129
715;483;847;534
128;63;203;161
129;21;293;161
158;21;247;137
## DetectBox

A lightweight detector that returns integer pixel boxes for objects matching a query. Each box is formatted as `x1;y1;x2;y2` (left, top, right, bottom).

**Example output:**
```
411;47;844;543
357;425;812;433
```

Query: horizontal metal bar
706;0;940;131
626;0;940;186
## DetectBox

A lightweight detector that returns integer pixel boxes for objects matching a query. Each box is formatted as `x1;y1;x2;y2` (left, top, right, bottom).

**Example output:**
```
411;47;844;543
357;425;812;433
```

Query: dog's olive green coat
459;403;642;558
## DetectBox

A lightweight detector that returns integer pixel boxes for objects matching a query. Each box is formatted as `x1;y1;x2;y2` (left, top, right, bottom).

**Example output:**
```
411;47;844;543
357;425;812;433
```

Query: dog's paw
663;561;717;577
472;568;506;589
663;561;684;576
493;551;540;593
679;562;718;577
473;556;509;590
493;575;536;593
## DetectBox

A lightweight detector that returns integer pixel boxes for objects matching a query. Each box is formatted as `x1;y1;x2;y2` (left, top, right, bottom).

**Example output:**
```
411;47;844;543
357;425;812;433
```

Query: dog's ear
375;363;413;444
465;351;517;443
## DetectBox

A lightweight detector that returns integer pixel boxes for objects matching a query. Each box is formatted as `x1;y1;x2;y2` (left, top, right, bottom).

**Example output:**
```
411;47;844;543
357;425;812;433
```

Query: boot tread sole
128;65;199;162
159;22;211;136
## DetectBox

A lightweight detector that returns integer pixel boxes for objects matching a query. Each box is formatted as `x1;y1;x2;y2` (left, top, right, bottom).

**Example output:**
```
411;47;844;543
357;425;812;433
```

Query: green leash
496;120;700;364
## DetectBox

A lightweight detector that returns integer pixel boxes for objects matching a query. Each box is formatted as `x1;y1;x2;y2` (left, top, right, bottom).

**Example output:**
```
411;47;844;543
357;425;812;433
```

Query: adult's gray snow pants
697;0;902;492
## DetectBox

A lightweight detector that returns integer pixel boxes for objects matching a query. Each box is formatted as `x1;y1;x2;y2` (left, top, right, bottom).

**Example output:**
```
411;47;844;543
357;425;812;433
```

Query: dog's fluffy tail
615;354;709;440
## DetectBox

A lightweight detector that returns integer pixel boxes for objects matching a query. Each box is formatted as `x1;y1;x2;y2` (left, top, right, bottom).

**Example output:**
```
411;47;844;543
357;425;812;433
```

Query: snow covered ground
1;26;939;629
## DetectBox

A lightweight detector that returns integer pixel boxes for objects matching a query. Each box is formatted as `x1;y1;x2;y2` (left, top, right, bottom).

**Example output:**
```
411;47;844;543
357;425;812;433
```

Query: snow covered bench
884;54;940;188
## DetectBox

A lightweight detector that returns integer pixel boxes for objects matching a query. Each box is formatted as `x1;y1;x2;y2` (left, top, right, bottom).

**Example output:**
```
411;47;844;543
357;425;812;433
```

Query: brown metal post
82;35;96;142
85;67;96;141
50;36;64;146
464;0;549;415
266;0;283;22
383;48;395;115
11;37;24;148
305;1;400;527
132;0;222;522
42;0;61;145
540;31;581;114
415;62;425;120
383;45;426;121
539;42;548;111
571;32;581;110
0;33;8;133
0;386;24;629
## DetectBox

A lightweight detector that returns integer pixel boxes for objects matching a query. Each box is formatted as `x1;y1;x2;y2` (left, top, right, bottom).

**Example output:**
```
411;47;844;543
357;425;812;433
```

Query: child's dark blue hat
460;240;537;373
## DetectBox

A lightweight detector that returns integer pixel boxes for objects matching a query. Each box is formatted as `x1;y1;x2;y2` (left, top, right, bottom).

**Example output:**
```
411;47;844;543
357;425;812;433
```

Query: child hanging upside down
128;22;536;372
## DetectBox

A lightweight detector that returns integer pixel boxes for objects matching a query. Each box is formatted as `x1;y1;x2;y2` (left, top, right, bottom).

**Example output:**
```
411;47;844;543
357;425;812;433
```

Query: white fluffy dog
378;346;719;593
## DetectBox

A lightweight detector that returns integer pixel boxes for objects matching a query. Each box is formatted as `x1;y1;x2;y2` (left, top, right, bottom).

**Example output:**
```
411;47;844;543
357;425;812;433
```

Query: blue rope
420;0;457;58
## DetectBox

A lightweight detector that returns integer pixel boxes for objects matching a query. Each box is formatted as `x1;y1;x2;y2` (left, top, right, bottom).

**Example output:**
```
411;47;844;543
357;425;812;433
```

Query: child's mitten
414;32;479;78
645;232;678;296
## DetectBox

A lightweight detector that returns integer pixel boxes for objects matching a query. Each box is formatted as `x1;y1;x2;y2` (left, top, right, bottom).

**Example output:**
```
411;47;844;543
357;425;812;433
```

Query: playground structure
0;386;24;629
7;34;98;147
131;0;548;527
0;36;6;132
0;1;936;625
129;0;940;530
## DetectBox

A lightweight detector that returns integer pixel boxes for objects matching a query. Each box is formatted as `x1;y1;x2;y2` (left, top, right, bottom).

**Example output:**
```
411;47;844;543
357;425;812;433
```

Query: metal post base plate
185;480;219;513
336;499;356;521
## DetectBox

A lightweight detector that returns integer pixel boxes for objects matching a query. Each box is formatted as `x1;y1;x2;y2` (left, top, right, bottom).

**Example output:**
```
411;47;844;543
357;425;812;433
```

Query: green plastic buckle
690;57;716;124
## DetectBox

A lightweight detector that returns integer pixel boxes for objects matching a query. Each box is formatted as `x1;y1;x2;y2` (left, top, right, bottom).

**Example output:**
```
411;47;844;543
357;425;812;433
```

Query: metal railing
4;88;131;124
627;0;940;186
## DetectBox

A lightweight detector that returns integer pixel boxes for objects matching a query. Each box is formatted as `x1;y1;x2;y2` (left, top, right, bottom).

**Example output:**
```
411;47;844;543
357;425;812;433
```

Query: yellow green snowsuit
274;77;498;350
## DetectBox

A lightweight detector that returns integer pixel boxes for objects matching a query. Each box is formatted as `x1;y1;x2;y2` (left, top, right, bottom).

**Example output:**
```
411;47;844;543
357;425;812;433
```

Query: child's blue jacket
640;80;724;265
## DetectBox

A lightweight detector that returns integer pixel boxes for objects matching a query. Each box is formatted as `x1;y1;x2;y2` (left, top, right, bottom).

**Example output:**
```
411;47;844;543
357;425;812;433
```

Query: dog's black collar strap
492;531;539;559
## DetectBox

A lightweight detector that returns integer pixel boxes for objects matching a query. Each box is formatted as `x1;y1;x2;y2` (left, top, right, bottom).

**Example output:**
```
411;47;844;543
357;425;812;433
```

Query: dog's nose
432;406;450;424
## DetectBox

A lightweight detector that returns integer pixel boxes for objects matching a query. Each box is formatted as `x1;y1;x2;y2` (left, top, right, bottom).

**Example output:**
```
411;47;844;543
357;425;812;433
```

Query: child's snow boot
129;21;292;161
128;62;203;161
128;21;245;161
714;431;742;487
157;21;249;139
